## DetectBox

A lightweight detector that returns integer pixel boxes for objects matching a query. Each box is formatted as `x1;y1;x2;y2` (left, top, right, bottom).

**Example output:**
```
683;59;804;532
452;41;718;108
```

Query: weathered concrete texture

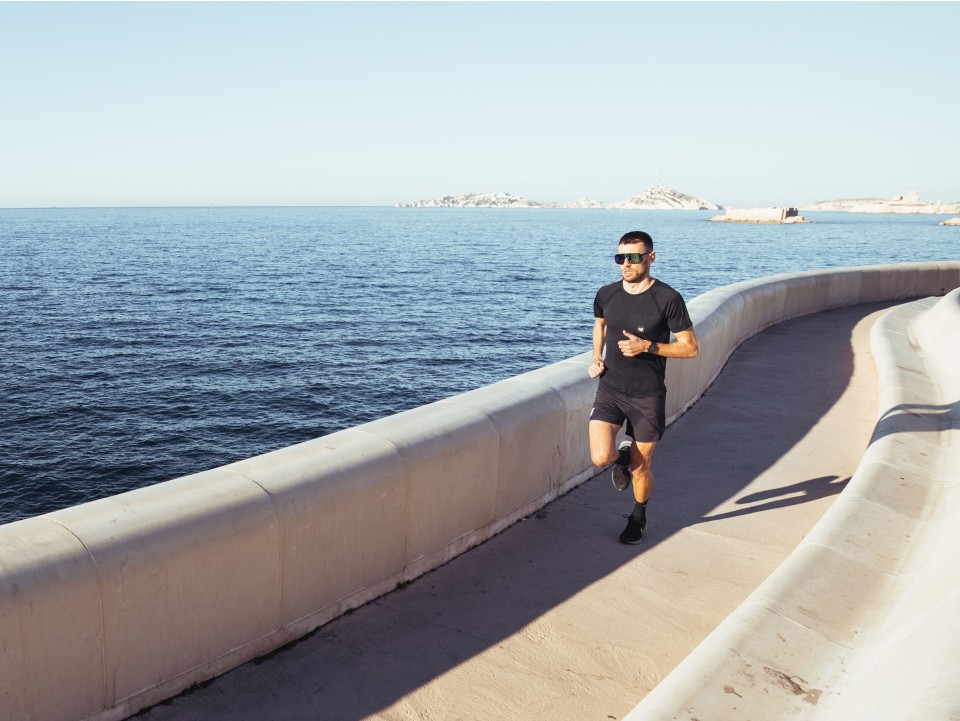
135;302;899;721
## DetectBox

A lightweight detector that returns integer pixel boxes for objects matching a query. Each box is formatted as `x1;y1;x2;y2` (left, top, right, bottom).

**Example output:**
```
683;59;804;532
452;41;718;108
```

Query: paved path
137;301;899;721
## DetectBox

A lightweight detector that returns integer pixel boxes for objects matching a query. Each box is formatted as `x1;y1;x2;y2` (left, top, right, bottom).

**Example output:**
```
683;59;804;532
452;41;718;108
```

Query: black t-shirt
593;279;693;397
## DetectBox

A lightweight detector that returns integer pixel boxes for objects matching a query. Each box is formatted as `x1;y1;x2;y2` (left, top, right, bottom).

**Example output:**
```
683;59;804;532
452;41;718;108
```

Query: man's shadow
701;475;850;522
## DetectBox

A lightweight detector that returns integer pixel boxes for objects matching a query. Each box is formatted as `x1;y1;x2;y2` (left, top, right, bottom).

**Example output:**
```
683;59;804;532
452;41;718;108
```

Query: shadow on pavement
700;475;850;523
138;301;900;721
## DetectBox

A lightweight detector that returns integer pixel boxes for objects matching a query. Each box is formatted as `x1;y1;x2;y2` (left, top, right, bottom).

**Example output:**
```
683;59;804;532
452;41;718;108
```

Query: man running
588;230;699;544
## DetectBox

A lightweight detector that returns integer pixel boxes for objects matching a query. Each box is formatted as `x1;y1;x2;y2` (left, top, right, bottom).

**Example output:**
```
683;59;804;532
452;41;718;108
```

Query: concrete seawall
2;262;958;721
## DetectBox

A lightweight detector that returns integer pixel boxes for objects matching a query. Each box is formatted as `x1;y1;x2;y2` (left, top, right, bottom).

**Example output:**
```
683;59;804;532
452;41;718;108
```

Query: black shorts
590;386;666;442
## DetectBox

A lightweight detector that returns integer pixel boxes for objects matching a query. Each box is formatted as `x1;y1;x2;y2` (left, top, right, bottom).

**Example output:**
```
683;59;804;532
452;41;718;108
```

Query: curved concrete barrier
625;286;960;720
1;262;958;721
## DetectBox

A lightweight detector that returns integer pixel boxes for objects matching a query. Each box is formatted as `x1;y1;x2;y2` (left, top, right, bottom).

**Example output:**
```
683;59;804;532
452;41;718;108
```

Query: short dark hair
619;230;653;251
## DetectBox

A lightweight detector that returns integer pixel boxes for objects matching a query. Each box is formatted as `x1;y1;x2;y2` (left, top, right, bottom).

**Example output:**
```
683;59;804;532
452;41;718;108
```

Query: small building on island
710;207;810;224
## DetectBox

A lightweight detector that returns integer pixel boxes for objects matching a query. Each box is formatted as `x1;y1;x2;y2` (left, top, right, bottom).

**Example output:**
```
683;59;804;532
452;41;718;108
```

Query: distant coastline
398;187;960;216
801;191;960;215
396;185;720;210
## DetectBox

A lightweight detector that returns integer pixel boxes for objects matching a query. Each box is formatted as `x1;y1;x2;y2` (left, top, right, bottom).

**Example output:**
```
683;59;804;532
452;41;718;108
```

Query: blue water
1;207;956;524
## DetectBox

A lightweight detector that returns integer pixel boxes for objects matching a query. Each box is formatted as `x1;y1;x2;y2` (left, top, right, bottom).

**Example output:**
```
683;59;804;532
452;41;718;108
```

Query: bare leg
591;421;656;499
588;420;622;468
629;440;657;503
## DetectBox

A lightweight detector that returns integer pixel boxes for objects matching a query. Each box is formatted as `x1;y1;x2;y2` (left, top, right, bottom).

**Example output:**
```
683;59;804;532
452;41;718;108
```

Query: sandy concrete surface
135;301;899;721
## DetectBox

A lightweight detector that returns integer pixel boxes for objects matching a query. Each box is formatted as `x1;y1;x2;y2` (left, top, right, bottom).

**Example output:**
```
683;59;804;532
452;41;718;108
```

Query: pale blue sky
2;1;957;208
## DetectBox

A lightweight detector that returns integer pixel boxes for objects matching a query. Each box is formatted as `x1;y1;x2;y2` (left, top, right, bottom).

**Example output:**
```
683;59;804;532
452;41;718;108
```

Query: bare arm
618;326;699;359
588;317;606;378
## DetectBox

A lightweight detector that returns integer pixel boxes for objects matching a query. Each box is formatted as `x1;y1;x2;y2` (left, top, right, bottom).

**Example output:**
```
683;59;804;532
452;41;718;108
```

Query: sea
1;207;957;524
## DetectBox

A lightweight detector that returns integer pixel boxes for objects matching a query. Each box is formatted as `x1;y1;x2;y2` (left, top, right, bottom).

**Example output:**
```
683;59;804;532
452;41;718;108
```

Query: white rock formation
558;197;608;209
613;185;720;210
940;217;960;226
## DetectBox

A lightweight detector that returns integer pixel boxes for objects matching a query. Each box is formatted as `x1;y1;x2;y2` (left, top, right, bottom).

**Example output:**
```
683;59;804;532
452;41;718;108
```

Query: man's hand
618;330;651;357
588;358;605;378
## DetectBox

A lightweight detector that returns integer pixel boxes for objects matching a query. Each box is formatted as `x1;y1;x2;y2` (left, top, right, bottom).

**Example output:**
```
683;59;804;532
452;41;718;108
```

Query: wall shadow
872;399;960;438
136;301;903;721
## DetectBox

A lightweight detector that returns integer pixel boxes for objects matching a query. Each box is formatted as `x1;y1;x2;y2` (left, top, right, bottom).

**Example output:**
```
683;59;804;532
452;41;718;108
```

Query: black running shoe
611;441;632;492
618;516;646;545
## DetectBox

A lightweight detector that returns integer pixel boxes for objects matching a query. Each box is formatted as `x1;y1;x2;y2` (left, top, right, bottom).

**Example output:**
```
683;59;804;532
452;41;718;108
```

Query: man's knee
588;419;622;468
591;447;619;467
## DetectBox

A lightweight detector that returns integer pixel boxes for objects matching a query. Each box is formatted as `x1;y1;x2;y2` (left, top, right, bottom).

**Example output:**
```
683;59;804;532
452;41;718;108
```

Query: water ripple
1;207;956;523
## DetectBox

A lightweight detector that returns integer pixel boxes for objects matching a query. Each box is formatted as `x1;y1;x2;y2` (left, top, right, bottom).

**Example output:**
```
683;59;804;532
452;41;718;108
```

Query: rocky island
396;185;720;210
709;207;810;224
396;192;544;208
611;185;719;210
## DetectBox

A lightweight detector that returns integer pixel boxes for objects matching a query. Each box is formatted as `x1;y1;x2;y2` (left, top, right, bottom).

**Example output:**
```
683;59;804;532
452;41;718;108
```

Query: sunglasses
615;252;651;265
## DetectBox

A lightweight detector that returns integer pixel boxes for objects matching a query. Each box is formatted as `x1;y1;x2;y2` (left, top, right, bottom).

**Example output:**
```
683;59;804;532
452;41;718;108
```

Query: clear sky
2;1;958;208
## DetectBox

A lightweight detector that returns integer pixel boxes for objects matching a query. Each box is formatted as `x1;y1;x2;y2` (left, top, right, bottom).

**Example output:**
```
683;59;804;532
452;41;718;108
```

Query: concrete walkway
136;301;901;721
